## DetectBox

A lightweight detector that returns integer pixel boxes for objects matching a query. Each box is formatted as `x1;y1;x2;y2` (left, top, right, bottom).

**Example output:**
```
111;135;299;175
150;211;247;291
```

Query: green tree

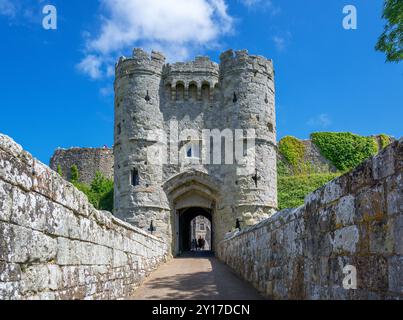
70;165;79;183
375;0;403;63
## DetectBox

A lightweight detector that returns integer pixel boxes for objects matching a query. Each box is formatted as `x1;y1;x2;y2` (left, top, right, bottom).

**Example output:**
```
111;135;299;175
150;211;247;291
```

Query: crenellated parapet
115;48;166;80
219;49;274;78
163;56;220;103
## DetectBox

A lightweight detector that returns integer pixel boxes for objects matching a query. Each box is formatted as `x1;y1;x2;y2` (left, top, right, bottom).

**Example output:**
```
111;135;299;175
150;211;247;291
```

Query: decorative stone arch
163;170;222;255
174;81;185;101
201;81;211;102
188;81;198;101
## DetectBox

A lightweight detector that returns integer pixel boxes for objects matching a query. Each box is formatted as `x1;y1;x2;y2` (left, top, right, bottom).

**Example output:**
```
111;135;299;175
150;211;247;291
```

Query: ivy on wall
310;132;378;172
277;132;392;210
379;133;392;149
278;136;306;174
278;173;340;210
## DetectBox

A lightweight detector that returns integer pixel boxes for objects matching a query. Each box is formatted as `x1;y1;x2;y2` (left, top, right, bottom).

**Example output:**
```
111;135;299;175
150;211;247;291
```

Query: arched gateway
163;170;221;255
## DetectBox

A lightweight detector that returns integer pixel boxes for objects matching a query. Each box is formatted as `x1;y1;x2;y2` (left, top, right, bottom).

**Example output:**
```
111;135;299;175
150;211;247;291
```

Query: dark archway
178;207;213;253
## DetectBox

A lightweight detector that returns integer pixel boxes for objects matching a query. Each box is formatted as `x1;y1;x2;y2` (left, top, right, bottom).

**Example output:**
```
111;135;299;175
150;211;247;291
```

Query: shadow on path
131;252;264;300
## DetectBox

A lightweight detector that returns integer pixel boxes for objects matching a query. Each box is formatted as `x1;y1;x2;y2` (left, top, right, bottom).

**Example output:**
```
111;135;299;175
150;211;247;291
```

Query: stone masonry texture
113;49;278;253
50;148;114;185
0;134;168;300
217;139;403;300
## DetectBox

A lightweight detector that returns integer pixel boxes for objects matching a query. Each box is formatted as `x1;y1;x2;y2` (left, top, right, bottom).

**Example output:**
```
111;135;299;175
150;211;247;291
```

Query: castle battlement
219;49;273;77
115;48;166;79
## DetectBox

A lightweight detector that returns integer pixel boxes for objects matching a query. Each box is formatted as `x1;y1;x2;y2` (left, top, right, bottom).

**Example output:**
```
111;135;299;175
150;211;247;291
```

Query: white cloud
272;31;291;52
0;0;17;17
239;0;280;15
307;114;332;128
240;0;264;8
76;55;103;80
273;36;285;51
78;0;234;79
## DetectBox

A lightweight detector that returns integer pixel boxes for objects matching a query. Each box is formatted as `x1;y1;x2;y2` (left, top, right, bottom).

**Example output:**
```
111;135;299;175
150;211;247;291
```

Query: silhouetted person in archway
198;236;204;251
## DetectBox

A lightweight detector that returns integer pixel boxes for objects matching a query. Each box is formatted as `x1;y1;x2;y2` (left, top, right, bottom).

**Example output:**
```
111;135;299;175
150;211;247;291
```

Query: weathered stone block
20;265;51;294
356;184;386;222
334;195;355;227
354;256;388;292
349;159;373;192
368;220;394;255
322;175;348;205
394;215;403;255
0;281;21;300
0;180;12;222
333;225;359;254
0;262;21;282
386;173;402;217
373;146;395;180
0;149;33;191
0;222;57;263
388;256;402;294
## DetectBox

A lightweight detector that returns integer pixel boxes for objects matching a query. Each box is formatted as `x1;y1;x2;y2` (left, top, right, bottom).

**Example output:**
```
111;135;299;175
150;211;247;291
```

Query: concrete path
132;252;264;300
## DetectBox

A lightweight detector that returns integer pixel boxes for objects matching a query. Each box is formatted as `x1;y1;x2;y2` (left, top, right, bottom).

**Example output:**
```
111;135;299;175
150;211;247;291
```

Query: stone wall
0;134;169;300
217;138;402;300
50;147;114;185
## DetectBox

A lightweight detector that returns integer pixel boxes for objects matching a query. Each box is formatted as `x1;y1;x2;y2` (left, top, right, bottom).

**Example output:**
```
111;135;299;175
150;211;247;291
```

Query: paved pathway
132;252;264;300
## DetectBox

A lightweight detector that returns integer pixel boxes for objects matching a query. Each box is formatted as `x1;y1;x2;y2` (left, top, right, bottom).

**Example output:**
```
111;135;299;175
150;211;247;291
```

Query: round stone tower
219;49;277;226
114;48;171;240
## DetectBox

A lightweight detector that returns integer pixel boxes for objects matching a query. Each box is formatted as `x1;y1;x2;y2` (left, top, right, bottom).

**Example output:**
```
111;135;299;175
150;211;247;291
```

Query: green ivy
57;164;63;177
278;136;306;174
379;134;392;149
278;173;340;210
72;171;114;212
311;132;378;171
70;165;79;184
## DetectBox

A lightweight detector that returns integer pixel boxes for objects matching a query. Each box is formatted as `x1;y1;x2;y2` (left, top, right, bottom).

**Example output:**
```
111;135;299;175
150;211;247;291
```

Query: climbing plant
72;171;114;212
278;136;306;174
311;132;378;172
278;173;340;210
70;165;79;183
379;134;392;149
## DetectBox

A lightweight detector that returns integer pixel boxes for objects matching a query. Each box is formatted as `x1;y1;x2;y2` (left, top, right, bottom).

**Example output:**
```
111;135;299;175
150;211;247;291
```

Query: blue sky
0;0;402;164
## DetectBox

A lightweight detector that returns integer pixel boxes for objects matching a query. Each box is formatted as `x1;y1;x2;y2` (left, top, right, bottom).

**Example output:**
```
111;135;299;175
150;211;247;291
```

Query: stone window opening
145;90;151;103
185;142;200;159
176;83;185;101
201;83;210;102
267;122;274;133
117;123;121;135
131;168;140;187
233;92;238;103
189;83;198;101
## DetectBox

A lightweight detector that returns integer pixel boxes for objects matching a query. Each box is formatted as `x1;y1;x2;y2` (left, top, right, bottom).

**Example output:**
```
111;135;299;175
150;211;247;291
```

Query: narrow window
187;146;193;158
201;83;210;102
117;123;121;135
189;83;197;101
131;168;140;186
176;83;185;101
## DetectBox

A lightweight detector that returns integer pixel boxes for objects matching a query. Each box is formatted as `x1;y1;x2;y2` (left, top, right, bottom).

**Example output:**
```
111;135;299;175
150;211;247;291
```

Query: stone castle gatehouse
113;48;278;256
